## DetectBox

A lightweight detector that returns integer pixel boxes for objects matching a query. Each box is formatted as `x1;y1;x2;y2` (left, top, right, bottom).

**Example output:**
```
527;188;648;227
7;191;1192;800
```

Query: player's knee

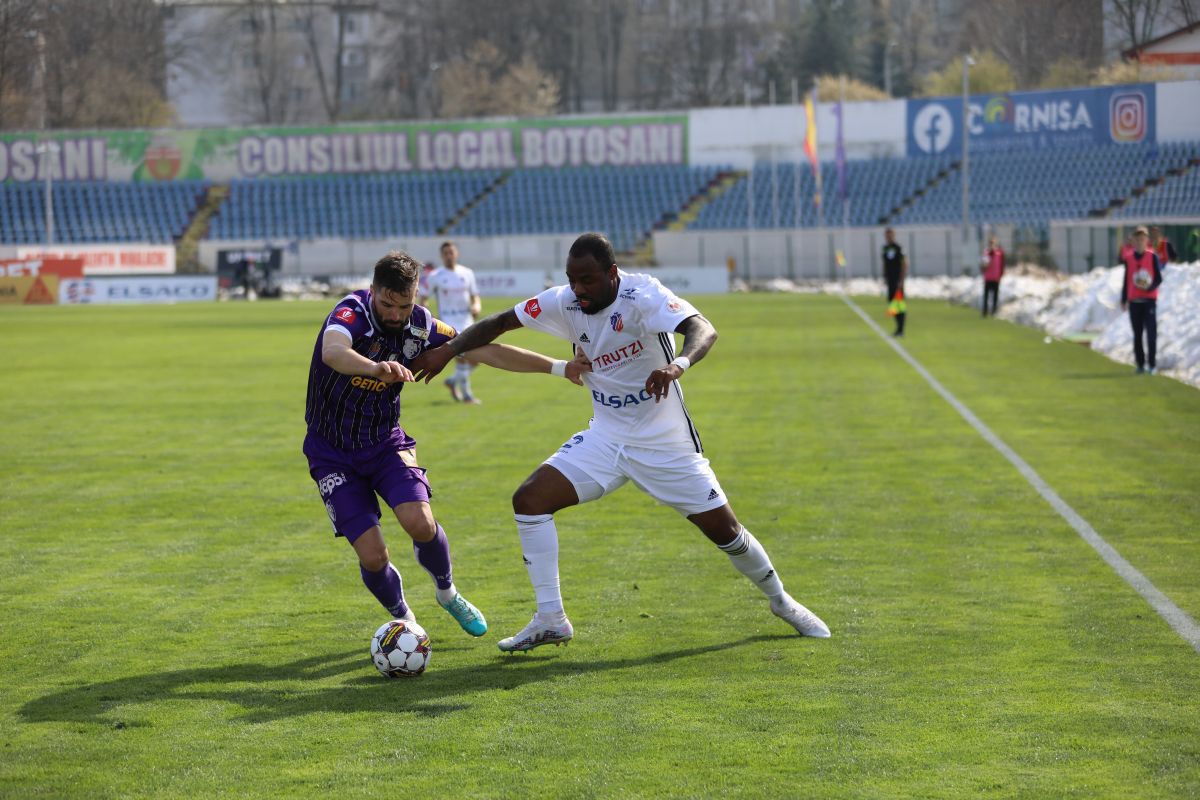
359;546;390;573
512;482;548;516
397;511;436;542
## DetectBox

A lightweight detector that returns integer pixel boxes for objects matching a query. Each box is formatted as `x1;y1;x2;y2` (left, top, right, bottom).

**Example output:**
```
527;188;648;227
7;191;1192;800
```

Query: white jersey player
420;241;482;403
413;232;830;651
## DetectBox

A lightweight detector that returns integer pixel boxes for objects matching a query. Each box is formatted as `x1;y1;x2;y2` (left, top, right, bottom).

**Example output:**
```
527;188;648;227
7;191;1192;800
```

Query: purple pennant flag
834;100;847;202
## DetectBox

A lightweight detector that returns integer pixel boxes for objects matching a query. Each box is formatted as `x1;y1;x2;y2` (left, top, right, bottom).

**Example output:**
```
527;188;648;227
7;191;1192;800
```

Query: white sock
717;526;785;598
434;582;457;605
514;513;564;614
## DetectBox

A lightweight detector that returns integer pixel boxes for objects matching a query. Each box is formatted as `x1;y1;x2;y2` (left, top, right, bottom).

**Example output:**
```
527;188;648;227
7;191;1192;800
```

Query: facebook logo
912;103;954;154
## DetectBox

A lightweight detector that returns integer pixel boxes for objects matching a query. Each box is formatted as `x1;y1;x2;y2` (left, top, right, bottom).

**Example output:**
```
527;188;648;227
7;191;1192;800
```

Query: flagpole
792;79;801;281
840;74;850;282
745;82;754;284
814;84;826;281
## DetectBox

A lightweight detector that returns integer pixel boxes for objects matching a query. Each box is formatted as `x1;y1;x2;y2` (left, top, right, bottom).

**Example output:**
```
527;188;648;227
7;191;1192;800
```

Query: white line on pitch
838;292;1200;654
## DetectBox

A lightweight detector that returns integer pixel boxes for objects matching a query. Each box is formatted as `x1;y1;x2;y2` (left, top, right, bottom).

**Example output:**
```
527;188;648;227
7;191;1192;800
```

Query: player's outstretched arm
321;330;413;383
411;308;524;383
466;343;590;385
645;314;718;402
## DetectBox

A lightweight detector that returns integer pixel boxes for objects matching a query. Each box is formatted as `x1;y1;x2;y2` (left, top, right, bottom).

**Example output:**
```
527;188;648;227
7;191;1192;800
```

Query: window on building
341;49;365;67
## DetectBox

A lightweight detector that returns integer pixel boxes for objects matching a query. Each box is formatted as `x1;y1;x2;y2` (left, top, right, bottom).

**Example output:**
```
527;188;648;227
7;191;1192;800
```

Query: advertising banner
473;271;546;298
906;84;1157;157
59;276;217;305
16;246;175;275
0;275;58;305
0;258;85;278
0;113;687;183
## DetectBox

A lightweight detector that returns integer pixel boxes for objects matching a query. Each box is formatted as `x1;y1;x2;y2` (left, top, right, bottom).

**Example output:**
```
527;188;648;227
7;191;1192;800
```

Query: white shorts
544;429;728;515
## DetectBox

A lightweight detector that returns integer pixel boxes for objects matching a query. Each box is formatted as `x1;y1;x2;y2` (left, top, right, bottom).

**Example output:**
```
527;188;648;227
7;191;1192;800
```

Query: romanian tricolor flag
803;92;821;208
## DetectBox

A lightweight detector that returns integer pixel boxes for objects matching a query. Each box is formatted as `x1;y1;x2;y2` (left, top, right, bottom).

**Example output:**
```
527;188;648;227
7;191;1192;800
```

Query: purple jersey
305;290;455;451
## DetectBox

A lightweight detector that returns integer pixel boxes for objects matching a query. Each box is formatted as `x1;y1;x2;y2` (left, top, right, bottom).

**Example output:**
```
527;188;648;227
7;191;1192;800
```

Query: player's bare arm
412;308;524;382
645;314;718;402
464;343;590;386
470;293;482;317
321;329;414;384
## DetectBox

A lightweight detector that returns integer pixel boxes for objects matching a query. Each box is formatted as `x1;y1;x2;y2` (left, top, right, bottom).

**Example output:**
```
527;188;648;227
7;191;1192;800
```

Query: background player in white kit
421;241;483;403
414;232;830;651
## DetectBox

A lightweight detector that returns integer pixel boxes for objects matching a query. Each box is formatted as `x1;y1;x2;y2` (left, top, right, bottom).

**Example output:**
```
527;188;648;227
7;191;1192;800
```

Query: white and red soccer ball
370;619;431;678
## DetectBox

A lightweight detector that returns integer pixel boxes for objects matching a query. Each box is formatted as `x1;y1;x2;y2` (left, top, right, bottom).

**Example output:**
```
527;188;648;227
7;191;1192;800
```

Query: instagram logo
1110;92;1146;142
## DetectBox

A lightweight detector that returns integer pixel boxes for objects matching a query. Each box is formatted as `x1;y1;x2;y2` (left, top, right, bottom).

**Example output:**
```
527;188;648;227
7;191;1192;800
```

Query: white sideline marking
839;292;1200;654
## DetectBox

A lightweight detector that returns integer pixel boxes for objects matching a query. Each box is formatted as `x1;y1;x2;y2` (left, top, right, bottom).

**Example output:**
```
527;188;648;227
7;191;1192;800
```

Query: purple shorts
304;428;433;542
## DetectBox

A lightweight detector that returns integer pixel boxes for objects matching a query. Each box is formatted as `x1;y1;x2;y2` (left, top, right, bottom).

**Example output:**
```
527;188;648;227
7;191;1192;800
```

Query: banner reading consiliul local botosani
0;114;687;184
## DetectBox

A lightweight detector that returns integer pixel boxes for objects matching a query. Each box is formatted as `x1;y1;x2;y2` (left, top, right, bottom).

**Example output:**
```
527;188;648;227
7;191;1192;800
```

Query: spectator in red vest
1149;226;1177;268
980;236;1005;317
1119;233;1133;265
1121;226;1164;375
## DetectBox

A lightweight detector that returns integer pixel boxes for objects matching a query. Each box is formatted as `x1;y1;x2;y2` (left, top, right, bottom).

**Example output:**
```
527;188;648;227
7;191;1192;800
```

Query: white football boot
497;613;574;652
770;594;831;638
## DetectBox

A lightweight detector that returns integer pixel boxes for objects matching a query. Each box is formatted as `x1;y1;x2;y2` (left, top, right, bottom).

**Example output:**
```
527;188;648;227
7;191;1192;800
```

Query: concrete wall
1157;82;1200;142
653;225;1016;280
196;233;581;276
1050;217;1200;272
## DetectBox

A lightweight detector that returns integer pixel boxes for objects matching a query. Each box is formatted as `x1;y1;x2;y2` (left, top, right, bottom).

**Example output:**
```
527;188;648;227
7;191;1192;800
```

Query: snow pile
761;262;1200;388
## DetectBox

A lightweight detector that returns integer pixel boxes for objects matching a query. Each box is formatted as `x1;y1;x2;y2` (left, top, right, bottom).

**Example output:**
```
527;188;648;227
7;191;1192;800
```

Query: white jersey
514;270;703;450
424;265;478;327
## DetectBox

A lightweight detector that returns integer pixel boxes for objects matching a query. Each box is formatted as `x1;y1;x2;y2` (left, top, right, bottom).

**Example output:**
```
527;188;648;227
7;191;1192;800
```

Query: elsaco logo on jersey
318;473;347;497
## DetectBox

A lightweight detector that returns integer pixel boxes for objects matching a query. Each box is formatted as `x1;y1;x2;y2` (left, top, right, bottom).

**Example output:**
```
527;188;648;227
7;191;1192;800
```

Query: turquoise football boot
439;592;488;637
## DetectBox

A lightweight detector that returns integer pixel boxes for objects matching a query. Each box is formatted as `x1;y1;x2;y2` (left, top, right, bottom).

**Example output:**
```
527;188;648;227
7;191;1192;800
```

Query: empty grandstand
1;82;1196;276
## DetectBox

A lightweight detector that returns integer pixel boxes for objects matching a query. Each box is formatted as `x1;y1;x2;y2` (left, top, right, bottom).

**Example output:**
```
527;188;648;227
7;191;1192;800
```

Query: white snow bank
765;262;1200;389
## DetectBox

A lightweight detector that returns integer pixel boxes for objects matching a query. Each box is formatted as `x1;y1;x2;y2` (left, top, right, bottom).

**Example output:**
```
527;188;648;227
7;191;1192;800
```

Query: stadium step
176;183;229;272
440;171;511;235
668;170;746;232
883;163;958;225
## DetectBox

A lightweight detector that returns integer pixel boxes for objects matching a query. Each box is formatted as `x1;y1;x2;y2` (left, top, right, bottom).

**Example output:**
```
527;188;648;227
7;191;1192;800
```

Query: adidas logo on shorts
707;488;719;500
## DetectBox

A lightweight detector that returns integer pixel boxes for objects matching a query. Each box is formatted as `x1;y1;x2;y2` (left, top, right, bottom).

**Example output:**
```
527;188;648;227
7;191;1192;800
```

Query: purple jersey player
304;250;590;637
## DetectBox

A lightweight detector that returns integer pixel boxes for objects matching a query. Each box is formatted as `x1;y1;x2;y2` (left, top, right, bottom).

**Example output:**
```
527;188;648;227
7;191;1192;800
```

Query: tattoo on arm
450;308;523;355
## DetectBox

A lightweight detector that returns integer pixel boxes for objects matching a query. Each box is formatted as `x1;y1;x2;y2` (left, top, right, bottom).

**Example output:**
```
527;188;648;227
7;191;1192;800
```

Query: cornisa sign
907;84;1155;156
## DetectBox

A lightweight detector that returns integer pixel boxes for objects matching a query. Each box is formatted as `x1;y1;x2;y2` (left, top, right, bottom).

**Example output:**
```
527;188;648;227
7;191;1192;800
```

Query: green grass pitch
1;294;1198;798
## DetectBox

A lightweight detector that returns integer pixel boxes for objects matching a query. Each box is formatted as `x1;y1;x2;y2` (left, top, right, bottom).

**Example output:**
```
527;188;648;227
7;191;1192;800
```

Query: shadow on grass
21;634;794;725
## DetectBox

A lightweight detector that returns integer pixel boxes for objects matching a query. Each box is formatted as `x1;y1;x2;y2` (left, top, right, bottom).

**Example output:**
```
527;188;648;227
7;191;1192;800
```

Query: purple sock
359;562;408;618
413;524;454;591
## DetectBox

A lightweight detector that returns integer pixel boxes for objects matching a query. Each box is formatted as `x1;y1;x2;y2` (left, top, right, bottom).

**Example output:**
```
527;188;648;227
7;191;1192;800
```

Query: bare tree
299;1;346;122
964;0;1103;88
40;0;174;128
640;0;766;108
437;40;559;118
0;0;40;129
1109;0;1164;49
593;0;629;111
212;0;308;125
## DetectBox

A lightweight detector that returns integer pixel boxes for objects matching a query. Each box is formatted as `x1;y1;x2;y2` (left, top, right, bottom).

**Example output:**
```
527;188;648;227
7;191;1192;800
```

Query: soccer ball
1133;269;1153;290
370;619;431;678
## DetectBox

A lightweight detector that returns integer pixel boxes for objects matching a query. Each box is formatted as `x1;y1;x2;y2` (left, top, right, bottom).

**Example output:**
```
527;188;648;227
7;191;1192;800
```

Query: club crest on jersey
367;341;383;359
609;312;624;332
402;338;422;360
524;298;542;318
335;307;356;323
